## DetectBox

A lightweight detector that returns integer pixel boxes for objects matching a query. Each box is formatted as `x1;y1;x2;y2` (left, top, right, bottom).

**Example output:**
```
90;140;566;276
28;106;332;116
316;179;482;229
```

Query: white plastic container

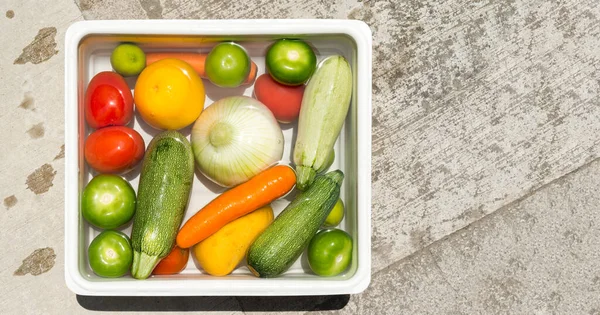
64;19;372;296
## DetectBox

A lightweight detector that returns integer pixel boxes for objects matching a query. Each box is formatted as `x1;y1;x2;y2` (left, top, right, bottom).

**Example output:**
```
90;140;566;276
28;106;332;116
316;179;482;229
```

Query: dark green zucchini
246;170;344;278
130;130;194;279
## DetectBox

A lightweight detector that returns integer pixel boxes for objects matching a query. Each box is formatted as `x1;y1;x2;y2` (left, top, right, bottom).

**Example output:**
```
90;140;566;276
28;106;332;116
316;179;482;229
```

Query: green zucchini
130;130;194;279
246;170;344;278
293;55;352;190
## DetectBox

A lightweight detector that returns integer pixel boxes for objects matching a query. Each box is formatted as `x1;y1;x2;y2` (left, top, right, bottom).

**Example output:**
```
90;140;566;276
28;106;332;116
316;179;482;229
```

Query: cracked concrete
1;0;600;313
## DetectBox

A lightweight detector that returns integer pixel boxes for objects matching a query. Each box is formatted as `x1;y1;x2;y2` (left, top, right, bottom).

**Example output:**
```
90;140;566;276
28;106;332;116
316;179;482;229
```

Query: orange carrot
176;165;296;249
146;52;206;75
145;52;258;85
246;59;258;85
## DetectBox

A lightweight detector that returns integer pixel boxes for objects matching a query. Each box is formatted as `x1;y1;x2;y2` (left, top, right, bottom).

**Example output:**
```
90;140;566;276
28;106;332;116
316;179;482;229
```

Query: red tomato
85;71;134;129
84;126;145;174
253;74;305;123
153;246;189;275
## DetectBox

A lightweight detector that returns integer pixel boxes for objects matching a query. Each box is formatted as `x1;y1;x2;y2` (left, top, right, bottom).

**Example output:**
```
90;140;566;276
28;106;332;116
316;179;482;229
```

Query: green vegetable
266;39;317;86
205;42;251;88
88;230;133;278
246;170;344;278
130;130;194;280
81;174;136;229
307;228;353;276
191;96;284;188
316;150;335;174
293;56;352;190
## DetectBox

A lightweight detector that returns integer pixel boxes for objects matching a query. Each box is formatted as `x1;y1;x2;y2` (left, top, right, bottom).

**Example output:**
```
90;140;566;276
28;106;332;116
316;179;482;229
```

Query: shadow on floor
76;294;350;312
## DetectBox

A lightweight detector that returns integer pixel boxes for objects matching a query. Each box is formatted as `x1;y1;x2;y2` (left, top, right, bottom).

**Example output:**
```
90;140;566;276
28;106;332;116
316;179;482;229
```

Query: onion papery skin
191;96;284;187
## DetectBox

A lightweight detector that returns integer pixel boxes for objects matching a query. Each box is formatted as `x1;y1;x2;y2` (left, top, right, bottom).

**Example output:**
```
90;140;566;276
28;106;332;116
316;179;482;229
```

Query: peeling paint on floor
13;248;56;276
3;195;17;209
139;0;163;19
18;93;35;111
25;163;57;194
14;27;59;65
53;144;65;160
76;0;96;11
26;123;45;139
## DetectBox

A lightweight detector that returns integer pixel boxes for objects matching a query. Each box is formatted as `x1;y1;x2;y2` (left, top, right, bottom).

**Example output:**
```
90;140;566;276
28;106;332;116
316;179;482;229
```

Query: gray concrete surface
336;159;600;315
1;0;600;314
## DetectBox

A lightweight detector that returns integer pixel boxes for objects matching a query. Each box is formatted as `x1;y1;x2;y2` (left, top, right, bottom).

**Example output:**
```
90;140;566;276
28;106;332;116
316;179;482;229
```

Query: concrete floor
1;0;600;314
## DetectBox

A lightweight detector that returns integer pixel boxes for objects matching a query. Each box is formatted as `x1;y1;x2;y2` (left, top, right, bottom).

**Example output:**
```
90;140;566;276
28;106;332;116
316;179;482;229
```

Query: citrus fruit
110;43;146;76
134;58;205;130
323;198;344;228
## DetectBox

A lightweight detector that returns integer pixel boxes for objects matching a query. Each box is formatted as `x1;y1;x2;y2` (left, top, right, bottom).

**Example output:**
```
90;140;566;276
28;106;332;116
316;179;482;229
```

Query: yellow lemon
134;58;205;130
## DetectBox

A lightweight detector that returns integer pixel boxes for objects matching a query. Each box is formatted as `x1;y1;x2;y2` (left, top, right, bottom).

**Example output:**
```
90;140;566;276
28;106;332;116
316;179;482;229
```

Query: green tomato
323;198;344;228
110;43;146;76
81;174;136;229
307;229;353;277
88;230;133;278
205;42;250;87
266;39;317;86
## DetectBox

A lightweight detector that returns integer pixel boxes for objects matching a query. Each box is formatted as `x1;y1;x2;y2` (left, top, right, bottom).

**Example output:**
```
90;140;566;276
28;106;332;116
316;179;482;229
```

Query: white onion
191;96;284;187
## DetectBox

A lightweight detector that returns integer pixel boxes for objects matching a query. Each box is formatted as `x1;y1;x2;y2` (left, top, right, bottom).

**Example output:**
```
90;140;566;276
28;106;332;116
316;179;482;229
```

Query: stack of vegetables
81;39;354;280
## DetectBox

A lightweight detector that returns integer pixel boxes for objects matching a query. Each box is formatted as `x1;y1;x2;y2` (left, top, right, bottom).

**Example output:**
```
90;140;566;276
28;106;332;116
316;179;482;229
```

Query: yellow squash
193;205;274;276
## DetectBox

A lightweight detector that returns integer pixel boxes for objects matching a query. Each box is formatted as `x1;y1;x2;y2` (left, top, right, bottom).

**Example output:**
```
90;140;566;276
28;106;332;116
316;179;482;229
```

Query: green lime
323;198;344;228
205;42;250;88
110;43;146;76
266;39;317;86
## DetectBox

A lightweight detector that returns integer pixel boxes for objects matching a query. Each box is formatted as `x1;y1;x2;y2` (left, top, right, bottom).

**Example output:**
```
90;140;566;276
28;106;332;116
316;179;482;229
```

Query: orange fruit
134;58;205;130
